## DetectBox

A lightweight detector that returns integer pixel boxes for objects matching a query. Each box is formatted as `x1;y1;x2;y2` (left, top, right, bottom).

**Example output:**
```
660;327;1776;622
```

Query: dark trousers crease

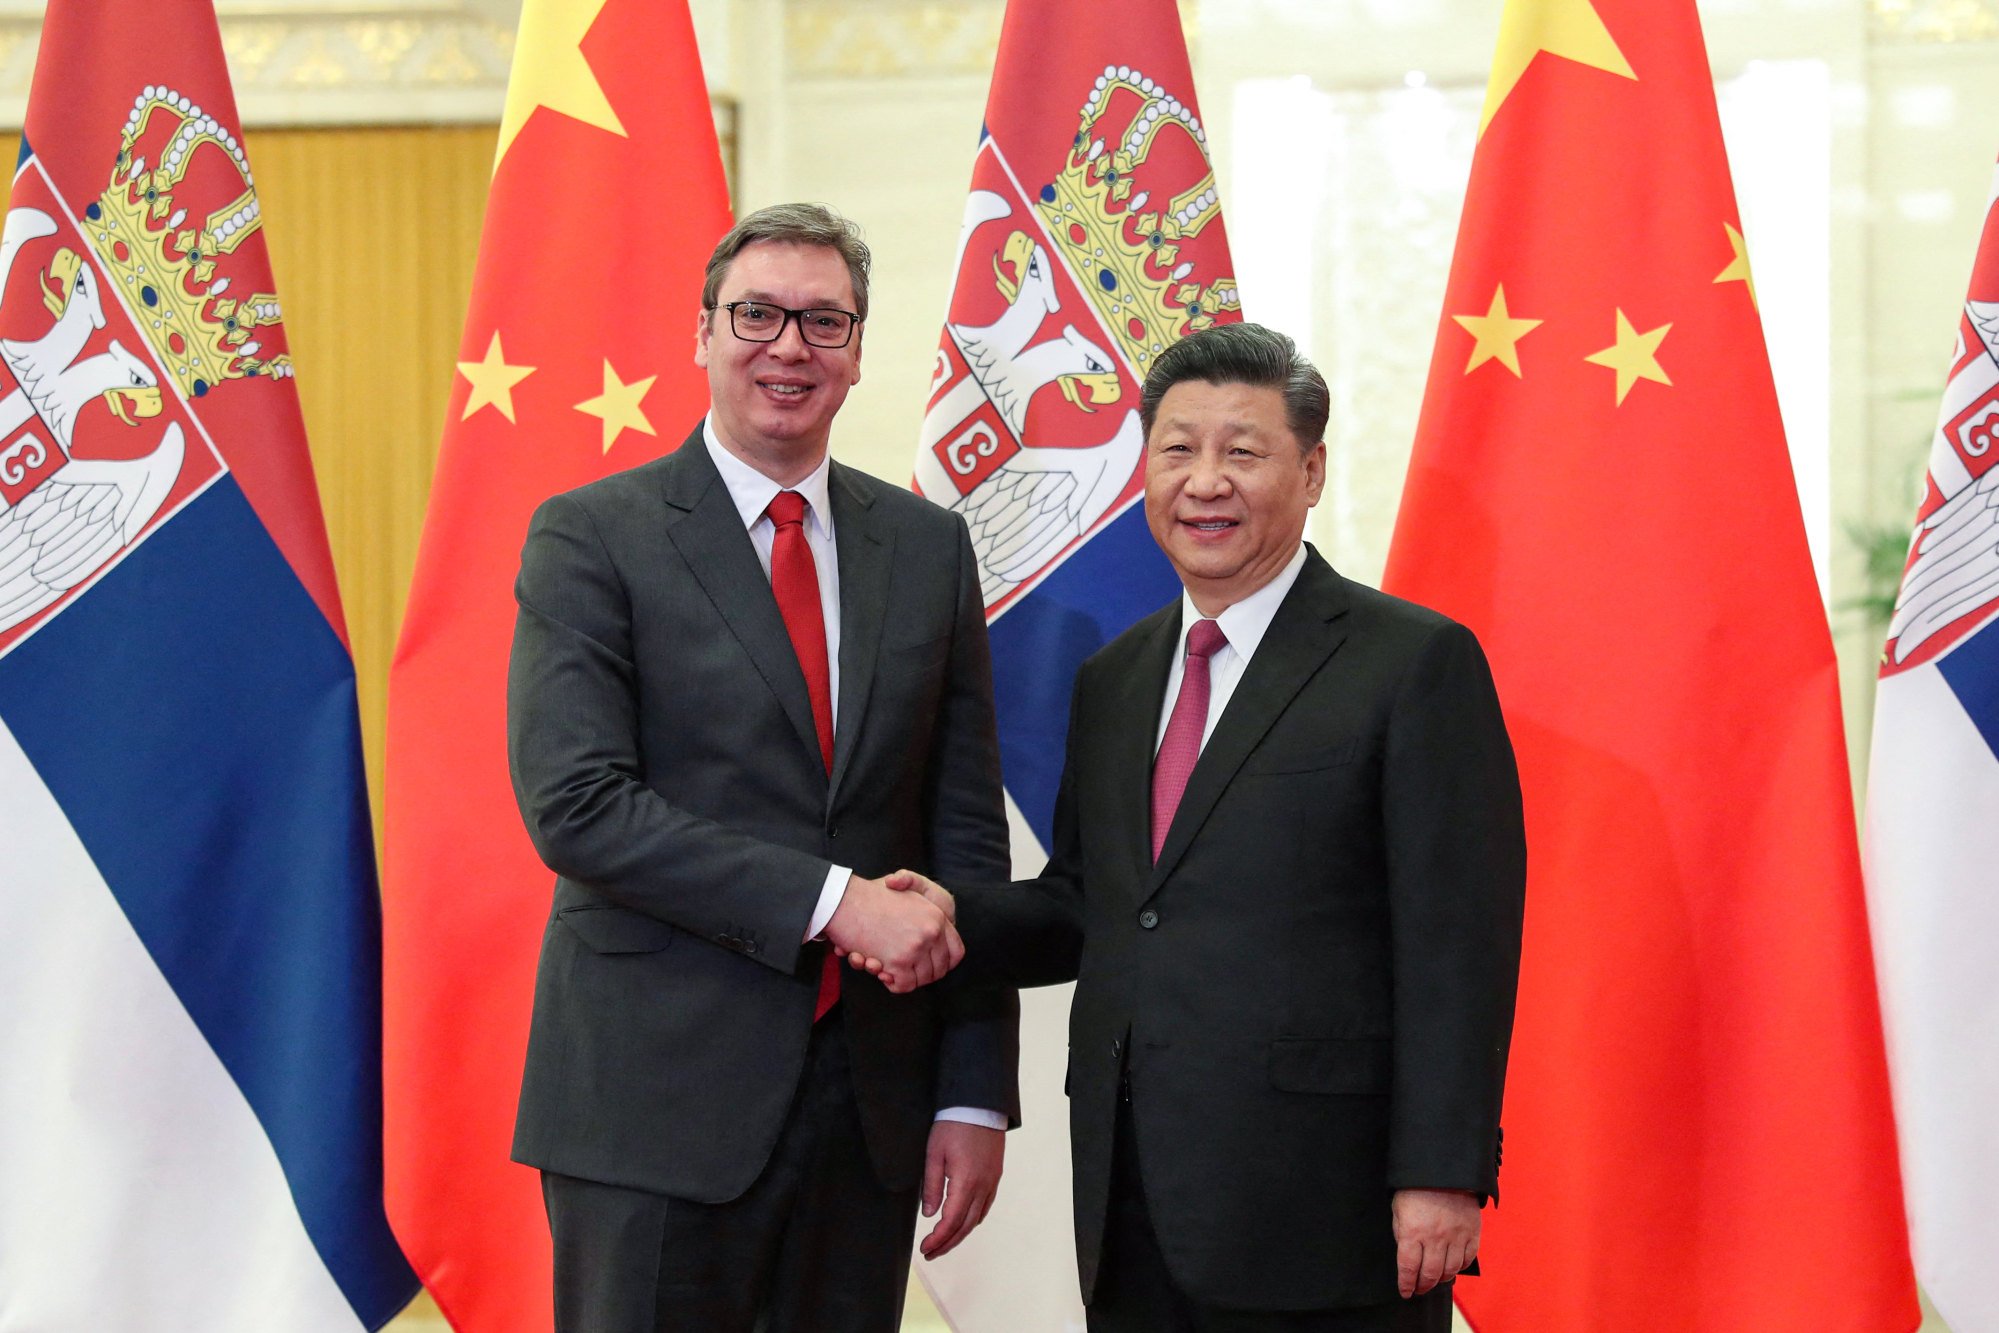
542;1013;919;1333
1088;1098;1456;1333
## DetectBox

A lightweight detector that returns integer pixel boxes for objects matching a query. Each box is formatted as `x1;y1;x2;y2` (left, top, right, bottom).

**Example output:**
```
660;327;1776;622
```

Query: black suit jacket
507;427;1018;1202
956;548;1524;1310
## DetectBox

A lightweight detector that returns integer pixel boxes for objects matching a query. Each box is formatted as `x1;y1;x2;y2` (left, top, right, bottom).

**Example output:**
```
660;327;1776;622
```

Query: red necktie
765;491;841;1019
1151;618;1227;862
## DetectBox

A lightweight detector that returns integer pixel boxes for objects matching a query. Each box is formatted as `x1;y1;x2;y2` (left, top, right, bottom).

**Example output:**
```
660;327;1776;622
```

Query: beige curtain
2;127;498;836
254;127;494;834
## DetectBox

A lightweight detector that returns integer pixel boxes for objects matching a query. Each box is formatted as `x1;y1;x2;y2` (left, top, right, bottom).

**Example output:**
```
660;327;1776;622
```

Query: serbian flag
909;0;1238;1323
1384;1;1918;1328
1864;156;1999;1333
379;0;729;1326
0;0;414;1327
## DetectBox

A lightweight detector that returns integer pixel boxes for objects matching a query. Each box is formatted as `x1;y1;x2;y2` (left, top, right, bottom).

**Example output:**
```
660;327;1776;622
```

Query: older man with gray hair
888;322;1526;1332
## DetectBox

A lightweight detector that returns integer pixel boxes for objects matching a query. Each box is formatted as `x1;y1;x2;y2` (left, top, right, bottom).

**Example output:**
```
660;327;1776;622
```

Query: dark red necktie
765;491;841;1019
1151;618;1227;862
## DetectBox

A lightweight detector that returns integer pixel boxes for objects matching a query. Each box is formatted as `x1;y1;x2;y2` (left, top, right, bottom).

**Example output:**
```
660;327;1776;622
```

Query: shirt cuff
933;1107;1009;1130
806;864;852;941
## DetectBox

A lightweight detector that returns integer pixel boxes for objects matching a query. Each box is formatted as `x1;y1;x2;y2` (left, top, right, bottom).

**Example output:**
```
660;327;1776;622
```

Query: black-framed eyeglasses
711;301;861;348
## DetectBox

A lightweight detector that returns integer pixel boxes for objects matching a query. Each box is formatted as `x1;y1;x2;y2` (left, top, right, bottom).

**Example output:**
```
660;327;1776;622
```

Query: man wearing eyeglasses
506;203;1018;1332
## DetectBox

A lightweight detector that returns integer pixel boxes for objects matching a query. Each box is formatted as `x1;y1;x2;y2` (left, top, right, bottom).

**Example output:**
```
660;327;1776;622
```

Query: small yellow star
1452;284;1544;377
575;359;657;453
495;0;627;172
457;331;536;423
1584;309;1672;406
1480;0;1637;137
1713;221;1757;310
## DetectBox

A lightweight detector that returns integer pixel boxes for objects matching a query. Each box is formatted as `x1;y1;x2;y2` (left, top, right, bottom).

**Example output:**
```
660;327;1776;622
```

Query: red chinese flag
380;1;729;1327
1384;2;1917;1329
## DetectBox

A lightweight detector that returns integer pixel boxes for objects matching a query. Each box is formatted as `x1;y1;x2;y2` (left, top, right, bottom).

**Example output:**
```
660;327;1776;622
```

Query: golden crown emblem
82;86;294;400
1036;65;1242;376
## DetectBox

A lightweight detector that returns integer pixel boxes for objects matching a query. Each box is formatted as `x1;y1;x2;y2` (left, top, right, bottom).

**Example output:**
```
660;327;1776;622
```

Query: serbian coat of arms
915;63;1240;616
1880;166;1999;675
0;85;293;656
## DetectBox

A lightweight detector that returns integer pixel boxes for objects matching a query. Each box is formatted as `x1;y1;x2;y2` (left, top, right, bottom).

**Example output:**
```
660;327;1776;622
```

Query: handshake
822;868;959;993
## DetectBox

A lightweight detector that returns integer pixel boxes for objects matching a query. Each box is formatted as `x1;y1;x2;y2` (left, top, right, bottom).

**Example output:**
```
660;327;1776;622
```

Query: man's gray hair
700;202;873;323
1138;323;1330;450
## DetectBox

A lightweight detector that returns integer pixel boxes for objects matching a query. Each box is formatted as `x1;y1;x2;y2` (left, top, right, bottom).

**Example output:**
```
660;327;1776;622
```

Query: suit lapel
1112;605;1182;886
828;463;892;800
658;428;825;775
1146;553;1351;896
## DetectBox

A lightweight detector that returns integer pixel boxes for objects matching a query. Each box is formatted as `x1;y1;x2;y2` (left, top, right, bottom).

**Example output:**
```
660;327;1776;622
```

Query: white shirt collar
1174;543;1309;661
703;415;835;538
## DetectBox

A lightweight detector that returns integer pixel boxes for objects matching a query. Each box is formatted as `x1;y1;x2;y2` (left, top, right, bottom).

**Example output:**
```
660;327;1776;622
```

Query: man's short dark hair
1139;322;1329;450
701;202;872;323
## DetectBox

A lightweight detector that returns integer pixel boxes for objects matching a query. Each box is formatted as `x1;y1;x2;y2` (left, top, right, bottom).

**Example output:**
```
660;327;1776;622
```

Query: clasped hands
826;876;1484;1288
823;869;956;993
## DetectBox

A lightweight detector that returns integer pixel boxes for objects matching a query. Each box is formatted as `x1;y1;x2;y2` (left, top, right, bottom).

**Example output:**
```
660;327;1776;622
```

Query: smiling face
1142;379;1325;616
695;239;863;482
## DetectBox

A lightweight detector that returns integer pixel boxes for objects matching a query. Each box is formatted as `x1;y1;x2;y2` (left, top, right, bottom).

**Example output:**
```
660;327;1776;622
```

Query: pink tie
1151;618;1227;862
765;491;841;1020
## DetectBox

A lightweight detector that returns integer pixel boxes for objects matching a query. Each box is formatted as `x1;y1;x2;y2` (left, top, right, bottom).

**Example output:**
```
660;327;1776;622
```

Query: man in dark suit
885;323;1525;1331
506;203;1016;1333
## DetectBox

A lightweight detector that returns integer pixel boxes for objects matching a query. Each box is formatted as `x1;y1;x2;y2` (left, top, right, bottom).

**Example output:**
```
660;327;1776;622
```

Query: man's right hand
824;872;964;994
884;868;954;920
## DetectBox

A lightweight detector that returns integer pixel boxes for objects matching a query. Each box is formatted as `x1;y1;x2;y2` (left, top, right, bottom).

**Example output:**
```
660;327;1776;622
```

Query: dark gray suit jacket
956;549;1525;1311
507;427;1018;1202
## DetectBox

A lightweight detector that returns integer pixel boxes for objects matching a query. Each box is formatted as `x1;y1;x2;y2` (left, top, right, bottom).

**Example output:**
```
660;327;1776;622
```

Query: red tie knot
1187;618;1227;661
766;490;807;530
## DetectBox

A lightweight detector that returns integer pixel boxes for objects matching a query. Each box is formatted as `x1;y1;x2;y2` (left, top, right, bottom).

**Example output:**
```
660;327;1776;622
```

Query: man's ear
1304;440;1327;506
694;308;713;369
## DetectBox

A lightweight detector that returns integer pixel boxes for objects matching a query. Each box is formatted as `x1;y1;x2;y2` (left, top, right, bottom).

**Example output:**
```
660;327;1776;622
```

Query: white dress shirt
703;422;850;938
704;421;1002;1131
1155;543;1310;754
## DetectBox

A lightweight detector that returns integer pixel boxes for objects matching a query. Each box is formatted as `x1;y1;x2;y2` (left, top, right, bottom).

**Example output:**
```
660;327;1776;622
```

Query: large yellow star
1453;284;1544;377
457;331;536;423
494;0;627;172
1713;221;1757;310
575;359;658;453
1584;309;1672;406
1479;0;1637;136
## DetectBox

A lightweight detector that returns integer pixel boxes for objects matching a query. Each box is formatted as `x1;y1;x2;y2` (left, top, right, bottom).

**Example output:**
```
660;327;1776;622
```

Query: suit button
1138;909;1159;929
1111;1038;1122;1060
826;825;840;840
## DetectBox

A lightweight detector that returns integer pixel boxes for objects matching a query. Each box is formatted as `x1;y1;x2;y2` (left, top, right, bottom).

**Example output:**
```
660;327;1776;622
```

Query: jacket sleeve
925;518;1023;1123
507;491;828;974
952;666;1089;992
1380;619;1527;1198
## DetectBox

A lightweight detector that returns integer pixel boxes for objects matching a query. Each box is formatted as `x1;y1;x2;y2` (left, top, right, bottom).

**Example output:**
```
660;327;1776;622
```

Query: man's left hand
1392;1188;1480;1297
918;1120;1005;1260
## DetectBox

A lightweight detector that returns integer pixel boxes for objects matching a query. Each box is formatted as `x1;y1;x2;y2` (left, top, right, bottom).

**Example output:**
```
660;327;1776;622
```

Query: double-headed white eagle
1890;463;1999;664
920;190;1141;608
0;206;183;636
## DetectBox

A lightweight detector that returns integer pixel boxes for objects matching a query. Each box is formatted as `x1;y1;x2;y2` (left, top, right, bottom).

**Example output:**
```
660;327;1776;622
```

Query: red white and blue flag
1864;156;1999;1333
910;0;1238;1322
0;1;414;1327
